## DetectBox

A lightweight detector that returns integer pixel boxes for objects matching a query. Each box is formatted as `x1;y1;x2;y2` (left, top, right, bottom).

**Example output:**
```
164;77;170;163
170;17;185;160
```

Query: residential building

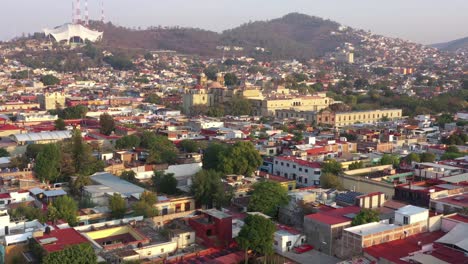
37;91;66;110
315;109;403;127
273;156;322;186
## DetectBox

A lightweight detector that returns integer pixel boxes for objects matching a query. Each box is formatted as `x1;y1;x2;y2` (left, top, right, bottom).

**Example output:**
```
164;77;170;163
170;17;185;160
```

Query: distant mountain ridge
432;36;468;51
89;13;363;59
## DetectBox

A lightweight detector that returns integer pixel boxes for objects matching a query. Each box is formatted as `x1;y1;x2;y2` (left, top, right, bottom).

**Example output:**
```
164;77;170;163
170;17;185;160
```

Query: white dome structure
44;23;103;43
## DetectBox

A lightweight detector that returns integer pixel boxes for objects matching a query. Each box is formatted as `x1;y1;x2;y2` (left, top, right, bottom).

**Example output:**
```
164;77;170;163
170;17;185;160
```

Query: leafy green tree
351;209;380;226
419;152;436;162
26;144;46;159
140;132;178;164
404;153;421;163
237;214;276;263
437;113;454;127
441;152;464;160
226;96;252;116
248;181;289;217
319;172;343;189
57;105;88;119
203;65;219;81
380;154;400;167
202;142;229;170
207;106;225;117
99;113;115;136
219;141;262;177
132;191;158;218
103;55;134;70
54;118;66;130
446;145;460;153
224;72;238;86
348;161;364;170
40;74;60;86
0;148;9;157
34;144;61;183
70;175;91;197
145;94;162;104
191;170;228;209
109;193;127;219
140;191;158;205
52;195;78;226
120;170;138;184
47;205;60;224
321;159;343;175
8;203;45;222
292;131;304;142
42;243;97;264
115;135;141;149
179;139;199;153
68;129;104;176
152;171;178;195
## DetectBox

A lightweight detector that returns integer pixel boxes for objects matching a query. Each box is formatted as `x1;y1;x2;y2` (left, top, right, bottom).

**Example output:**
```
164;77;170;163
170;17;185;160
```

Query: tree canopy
179;139;200;153
99;113;115;136
237;214;276;260
140;131;178;164
321;159;343;175
0;148;9;158
34;143;61;183
40;74;60;86
132;191;158;218
224;72;238;86
380;154;400;168
351;209;380;226
248;181;289;217
109;193;127;219
205;141;262;177
152;171;178;195
191;170;230;209
320;172;343;189
52;195;78;226
54;118;66;130
115;135;141;149
42;243;97;264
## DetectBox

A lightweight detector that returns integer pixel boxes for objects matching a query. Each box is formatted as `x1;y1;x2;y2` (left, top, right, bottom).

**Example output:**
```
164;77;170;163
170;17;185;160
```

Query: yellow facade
251;95;332;116
85;225;145;241
154;196;195;215
38;91;66;110
317;109;402;127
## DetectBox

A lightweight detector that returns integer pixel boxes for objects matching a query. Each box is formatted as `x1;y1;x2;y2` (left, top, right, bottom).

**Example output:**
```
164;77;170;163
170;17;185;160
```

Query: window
292;174;297;180
275;161;278;164
286;163;290;167
299;168;303;172
304;178;308;184
305;169;308;173
281;162;284;166
299;177;302;183
186;235;191;240
293;165;296;169
403;216;409;225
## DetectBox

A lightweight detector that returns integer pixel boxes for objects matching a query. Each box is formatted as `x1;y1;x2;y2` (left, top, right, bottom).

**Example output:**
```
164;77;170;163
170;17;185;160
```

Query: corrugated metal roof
12;131;72;143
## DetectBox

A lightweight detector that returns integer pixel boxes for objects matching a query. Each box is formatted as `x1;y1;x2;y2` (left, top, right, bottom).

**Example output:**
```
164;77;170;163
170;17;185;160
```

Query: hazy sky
2;0;468;44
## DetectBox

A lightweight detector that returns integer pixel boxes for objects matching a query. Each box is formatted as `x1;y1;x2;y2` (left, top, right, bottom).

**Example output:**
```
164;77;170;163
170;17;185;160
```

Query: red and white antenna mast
75;0;82;24
101;0;105;23
84;0;89;26
72;0;75;24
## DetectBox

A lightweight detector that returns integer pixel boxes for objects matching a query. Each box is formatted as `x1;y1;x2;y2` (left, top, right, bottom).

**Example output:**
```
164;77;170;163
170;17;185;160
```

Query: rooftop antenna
76;0;81;25
72;0;75;24
101;0;105;23
84;0;89;26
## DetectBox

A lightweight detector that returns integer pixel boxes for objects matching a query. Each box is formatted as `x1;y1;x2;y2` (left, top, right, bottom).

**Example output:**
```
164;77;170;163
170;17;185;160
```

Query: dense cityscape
0;2;467;264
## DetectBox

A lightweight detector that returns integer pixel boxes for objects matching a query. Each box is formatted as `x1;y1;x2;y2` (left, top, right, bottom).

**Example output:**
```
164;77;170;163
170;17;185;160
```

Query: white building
273;156;322;186
395;205;429;225
44;23;103;43
274;228;307;253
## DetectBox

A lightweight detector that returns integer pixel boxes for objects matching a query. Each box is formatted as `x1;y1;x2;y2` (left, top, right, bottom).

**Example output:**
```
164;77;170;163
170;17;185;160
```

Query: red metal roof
275;156;321;169
305;206;360;225
0;124;21;131
363;231;459;264
34;228;89;253
0;193;11;199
